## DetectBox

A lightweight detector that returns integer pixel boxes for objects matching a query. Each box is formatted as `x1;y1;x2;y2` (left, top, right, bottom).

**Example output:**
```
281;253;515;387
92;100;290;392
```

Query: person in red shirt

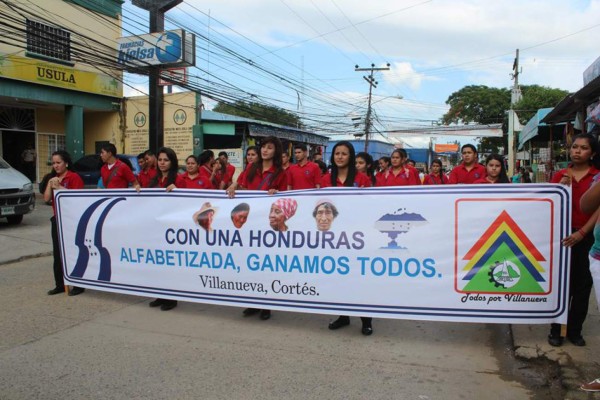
137;150;157;188
448;144;486;184
356;151;377;187
320;141;372;335
282;151;291;171
321;141;372;188
136;152;146;171
44;151;85;297
218;151;236;189
376;148;421;187
473;154;509;184
191;150;218;190
376;156;390;183
148;147;186;311
548;133;600;348
235;146;259;189
423;159;449;185
287;143;321;190
228;136;288;196
179;155;207;189
226;136;288;321
99;143;140;190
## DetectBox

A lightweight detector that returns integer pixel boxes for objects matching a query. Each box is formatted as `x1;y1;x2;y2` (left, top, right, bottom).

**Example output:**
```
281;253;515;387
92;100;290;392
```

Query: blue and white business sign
117;29;195;68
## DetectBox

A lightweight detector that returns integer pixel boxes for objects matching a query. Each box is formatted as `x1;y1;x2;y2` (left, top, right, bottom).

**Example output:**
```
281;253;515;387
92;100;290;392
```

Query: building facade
0;0;123;181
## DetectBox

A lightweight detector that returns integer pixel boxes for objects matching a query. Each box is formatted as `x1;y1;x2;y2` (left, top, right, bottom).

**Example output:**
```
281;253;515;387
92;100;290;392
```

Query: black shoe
47;287;65;295
160;300;178;311
149;298;164;307
259;309;271;320
243;308;260;316
328;316;350;330
548;334;564;347
68;287;85;296
567;335;586;346
361;326;373;336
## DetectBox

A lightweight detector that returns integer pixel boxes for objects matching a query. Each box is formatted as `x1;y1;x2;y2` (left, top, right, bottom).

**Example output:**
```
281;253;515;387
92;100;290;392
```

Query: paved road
1;196;597;399
0;255;533;400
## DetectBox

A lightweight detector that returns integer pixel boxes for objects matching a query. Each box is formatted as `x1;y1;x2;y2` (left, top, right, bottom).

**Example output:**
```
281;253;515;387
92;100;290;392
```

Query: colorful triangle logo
460;211;547;293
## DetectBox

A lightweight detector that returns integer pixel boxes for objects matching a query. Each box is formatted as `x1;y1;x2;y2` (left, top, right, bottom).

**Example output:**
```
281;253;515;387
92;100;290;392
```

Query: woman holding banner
45;150;85;296
320;141;374;335
321;141;371;189
226;136;288;321
548;133;600;347
148;147;185;311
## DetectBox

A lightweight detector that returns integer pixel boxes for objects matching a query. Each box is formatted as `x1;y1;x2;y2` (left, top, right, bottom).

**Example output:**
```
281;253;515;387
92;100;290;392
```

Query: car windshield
0;157;11;169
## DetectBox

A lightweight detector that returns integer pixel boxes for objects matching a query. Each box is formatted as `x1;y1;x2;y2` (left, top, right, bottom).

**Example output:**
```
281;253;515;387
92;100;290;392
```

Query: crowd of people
42;136;600;390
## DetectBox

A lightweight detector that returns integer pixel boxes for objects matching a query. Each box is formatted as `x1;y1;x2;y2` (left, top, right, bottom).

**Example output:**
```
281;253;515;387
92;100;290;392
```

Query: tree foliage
513;85;569;123
212;100;302;128
442;85;510;125
442;84;569;154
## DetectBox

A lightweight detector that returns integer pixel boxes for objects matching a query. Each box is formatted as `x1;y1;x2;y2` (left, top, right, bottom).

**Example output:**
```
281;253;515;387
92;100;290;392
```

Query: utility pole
355;63;390;152
132;0;182;152
507;49;522;177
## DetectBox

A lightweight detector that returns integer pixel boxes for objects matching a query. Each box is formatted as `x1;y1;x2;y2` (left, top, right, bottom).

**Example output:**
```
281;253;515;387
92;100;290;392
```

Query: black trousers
50;216;64;289
551;232;594;337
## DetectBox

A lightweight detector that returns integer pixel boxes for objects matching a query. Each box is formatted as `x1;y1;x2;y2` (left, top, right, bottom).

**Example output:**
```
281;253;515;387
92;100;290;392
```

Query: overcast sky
123;0;599;147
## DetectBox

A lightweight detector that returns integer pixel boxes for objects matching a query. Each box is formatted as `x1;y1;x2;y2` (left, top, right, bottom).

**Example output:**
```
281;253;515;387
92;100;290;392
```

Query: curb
0;252;53;267
514;341;590;400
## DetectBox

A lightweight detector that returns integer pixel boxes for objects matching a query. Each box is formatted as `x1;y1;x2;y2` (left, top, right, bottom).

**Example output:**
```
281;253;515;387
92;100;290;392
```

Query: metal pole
132;0;183;152
149;8;164;153
355;64;390;153
364;73;374;152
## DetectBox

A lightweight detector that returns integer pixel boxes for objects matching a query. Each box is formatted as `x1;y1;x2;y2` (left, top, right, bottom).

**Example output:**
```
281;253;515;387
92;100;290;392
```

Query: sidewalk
512;296;600;399
0;195;53;265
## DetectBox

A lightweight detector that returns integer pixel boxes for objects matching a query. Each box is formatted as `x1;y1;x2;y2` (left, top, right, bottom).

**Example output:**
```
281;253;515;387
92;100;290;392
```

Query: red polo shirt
376;167;421;186
101;159;137;188
179;171;214;189
551;166;600;229
238;163;288;191
154;174;186;189
52;170;84;215
423;173;449;185
288;161;322;189
321;171;372;188
449;163;487;184
220;164;235;186
137;167;157;188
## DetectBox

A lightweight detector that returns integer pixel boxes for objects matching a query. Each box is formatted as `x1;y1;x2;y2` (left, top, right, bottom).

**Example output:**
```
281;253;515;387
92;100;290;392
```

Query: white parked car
0;156;35;225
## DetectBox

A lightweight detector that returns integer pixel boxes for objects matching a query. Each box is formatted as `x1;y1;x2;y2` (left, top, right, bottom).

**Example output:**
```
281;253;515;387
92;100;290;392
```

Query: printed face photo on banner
193;202;218;231
269;198;298;231
230;202;250;228
313;199;338;231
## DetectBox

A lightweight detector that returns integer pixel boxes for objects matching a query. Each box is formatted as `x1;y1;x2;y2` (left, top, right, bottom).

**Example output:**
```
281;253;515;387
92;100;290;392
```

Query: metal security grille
26;19;71;62
0;107;35;131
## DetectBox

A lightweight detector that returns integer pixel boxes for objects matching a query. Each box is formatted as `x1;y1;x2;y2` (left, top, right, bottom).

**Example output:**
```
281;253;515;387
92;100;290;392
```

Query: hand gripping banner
55;184;571;324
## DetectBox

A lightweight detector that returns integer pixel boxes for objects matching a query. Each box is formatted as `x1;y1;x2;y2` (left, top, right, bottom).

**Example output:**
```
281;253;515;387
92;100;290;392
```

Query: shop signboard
117;29;195;69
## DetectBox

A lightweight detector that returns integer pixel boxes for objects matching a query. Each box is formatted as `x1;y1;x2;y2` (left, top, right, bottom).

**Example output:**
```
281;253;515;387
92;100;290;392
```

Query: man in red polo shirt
218;151;236;189
100;143;140;190
137;150;158;188
288;143;322;190
449;144;486;184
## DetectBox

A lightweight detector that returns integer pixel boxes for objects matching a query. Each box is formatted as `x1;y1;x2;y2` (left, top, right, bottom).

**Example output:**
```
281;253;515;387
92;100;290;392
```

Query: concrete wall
124;92;196;161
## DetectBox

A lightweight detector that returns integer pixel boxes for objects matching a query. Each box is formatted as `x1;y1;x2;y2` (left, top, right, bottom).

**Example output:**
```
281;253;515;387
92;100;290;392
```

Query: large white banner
55;184;571;323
